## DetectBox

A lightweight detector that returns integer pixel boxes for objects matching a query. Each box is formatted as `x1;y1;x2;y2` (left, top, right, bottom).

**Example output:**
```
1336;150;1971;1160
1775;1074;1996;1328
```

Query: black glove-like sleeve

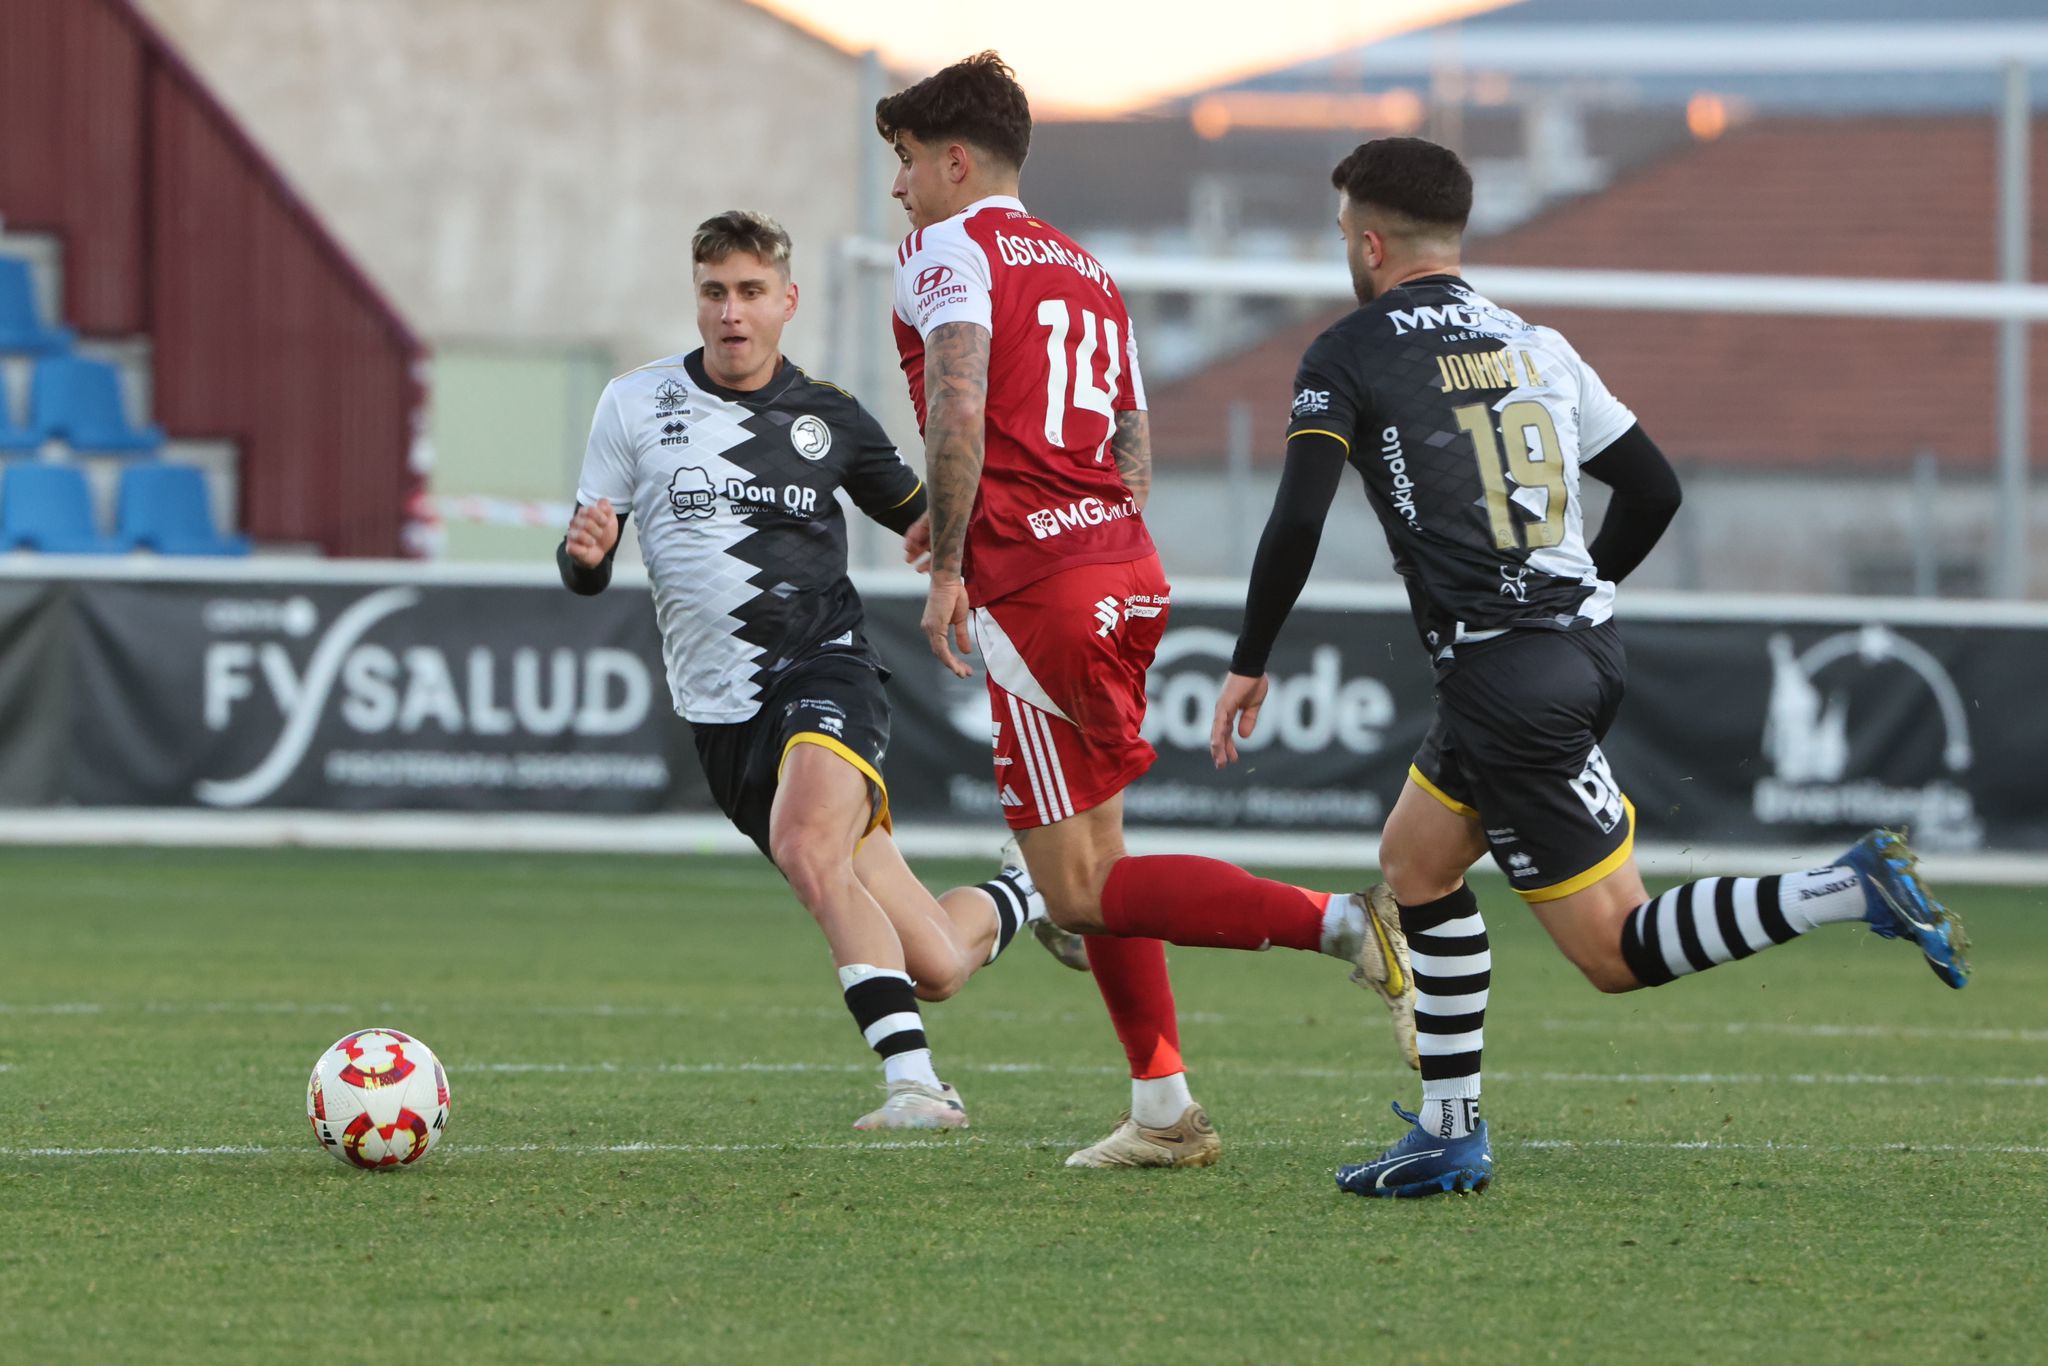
557;509;628;596
1230;430;1348;677
1582;423;1682;585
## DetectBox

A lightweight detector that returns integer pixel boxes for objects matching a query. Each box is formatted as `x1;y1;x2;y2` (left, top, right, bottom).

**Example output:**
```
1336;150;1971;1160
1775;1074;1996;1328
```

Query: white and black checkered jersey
577;350;924;724
1285;274;1637;657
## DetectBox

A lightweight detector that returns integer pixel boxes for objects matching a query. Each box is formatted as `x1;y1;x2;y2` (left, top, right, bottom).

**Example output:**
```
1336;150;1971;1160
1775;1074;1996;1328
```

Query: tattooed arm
919;320;991;677
1110;409;1151;512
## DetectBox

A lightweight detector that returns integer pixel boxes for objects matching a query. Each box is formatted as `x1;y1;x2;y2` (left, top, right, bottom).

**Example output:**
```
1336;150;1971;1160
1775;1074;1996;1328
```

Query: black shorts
1409;622;1634;902
689;654;893;861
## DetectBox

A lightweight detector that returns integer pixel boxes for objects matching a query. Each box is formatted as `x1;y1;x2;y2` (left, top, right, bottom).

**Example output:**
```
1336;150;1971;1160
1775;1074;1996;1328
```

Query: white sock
884;1047;941;1089
1131;1072;1194;1128
1001;860;1048;923
1417;1092;1481;1140
1779;864;1868;932
1318;892;1364;960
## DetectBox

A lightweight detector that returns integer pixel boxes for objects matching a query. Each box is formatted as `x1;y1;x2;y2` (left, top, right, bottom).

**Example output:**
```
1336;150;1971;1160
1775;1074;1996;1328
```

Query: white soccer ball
306;1028;450;1170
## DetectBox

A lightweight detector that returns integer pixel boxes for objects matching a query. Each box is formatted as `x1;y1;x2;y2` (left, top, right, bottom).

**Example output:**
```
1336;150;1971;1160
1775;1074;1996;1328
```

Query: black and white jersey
577;350;924;724
1286;274;1636;658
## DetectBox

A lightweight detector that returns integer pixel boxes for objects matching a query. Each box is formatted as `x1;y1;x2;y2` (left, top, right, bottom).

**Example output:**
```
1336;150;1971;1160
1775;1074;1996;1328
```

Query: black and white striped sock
1618;867;1867;987
1402;885;1489;1140
838;964;939;1087
980;870;1042;965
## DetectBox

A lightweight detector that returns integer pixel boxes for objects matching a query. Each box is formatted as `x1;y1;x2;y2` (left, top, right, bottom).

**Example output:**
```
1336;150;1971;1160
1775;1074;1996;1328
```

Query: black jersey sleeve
1282;332;1365;450
1582;423;1682;583
1230;430;1349;677
843;405;927;534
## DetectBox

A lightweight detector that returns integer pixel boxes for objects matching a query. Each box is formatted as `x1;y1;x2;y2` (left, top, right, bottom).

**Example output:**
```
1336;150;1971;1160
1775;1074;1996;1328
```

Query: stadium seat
0;462;131;553
0;400;42;453
114;462;248;555
0;256;74;354
30;354;164;453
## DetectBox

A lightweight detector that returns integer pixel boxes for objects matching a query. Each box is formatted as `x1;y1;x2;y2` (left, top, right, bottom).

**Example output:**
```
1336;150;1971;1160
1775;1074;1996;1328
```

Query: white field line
473;1061;2048;1088
3;1001;2044;1047
4;1136;2044;1160
7;1057;2038;1091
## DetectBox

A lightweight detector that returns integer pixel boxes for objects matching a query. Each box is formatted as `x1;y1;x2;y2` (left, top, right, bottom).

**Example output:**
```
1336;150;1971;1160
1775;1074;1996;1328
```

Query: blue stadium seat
0;463;131;553
0;400;42;453
115;463;248;555
30;354;164;453
0;257;74;354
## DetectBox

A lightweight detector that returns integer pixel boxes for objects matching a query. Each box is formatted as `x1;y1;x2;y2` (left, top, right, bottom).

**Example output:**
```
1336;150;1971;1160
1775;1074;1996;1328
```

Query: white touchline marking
4;1136;2044;1160
1534;1018;2048;1046
470;1060;2048;1088
1;1002;2035;1045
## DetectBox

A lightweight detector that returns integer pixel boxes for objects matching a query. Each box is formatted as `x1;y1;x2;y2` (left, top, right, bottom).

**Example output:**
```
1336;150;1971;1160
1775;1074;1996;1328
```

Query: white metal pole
1994;61;2032;599
852;49;888;570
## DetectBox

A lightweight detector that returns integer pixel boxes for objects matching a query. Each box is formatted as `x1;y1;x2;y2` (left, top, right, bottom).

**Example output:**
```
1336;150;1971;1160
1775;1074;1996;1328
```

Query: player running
877;54;1417;1170
559;210;1084;1133
1208;138;1971;1198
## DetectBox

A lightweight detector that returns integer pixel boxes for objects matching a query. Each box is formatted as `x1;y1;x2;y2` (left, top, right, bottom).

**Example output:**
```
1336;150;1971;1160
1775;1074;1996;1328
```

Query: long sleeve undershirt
1230;430;1348;677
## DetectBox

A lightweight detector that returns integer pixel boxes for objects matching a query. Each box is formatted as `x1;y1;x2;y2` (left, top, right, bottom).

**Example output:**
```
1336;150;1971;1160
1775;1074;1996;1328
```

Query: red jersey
892;195;1154;605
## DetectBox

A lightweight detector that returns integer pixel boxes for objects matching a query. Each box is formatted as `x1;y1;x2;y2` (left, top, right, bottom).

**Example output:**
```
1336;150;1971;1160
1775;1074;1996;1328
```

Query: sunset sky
757;0;1516;115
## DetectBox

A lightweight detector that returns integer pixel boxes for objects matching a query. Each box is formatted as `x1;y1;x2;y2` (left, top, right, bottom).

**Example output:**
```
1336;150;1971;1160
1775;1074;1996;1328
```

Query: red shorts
973;554;1170;829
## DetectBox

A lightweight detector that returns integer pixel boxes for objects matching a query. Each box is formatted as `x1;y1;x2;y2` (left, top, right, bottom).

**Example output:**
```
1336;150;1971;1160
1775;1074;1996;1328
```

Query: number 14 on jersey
1036;300;1123;455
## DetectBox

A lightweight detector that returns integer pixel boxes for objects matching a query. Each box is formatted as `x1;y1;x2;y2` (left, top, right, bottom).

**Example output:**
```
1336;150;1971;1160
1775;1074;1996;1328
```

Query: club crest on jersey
653;379;688;416
667;466;716;521
791;414;833;460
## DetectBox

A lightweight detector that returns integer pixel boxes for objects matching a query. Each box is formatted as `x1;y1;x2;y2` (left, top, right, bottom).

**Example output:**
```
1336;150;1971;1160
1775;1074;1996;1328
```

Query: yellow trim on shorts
1517;796;1637;904
1408;763;1479;819
1289;428;1351;451
780;732;893;839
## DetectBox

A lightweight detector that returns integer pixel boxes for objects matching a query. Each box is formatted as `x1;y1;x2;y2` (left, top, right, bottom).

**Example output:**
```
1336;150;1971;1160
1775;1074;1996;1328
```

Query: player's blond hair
691;211;792;272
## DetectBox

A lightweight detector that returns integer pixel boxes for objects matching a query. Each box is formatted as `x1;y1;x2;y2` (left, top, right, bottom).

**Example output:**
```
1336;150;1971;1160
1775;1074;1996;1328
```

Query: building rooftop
1146;115;2048;473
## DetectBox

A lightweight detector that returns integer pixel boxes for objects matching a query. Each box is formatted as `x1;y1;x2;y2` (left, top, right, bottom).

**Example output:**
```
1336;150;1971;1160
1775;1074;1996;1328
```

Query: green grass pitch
1;846;2043;1363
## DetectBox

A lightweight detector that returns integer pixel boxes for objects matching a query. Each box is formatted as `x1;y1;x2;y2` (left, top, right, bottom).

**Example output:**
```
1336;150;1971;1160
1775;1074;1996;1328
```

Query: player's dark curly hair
1330;138;1472;231
874;51;1032;171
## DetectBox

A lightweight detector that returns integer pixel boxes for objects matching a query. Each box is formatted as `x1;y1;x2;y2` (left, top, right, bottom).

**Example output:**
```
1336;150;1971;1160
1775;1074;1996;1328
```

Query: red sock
1100;855;1327;953
1082;935;1184;1079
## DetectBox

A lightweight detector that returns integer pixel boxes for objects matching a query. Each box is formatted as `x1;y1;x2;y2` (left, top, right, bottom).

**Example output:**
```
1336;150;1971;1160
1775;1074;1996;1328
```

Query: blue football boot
1838;828;1970;989
1336;1101;1493;1198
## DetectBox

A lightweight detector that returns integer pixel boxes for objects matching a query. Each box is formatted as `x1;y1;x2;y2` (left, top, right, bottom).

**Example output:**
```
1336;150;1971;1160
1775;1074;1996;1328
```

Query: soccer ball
306;1028;450;1170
